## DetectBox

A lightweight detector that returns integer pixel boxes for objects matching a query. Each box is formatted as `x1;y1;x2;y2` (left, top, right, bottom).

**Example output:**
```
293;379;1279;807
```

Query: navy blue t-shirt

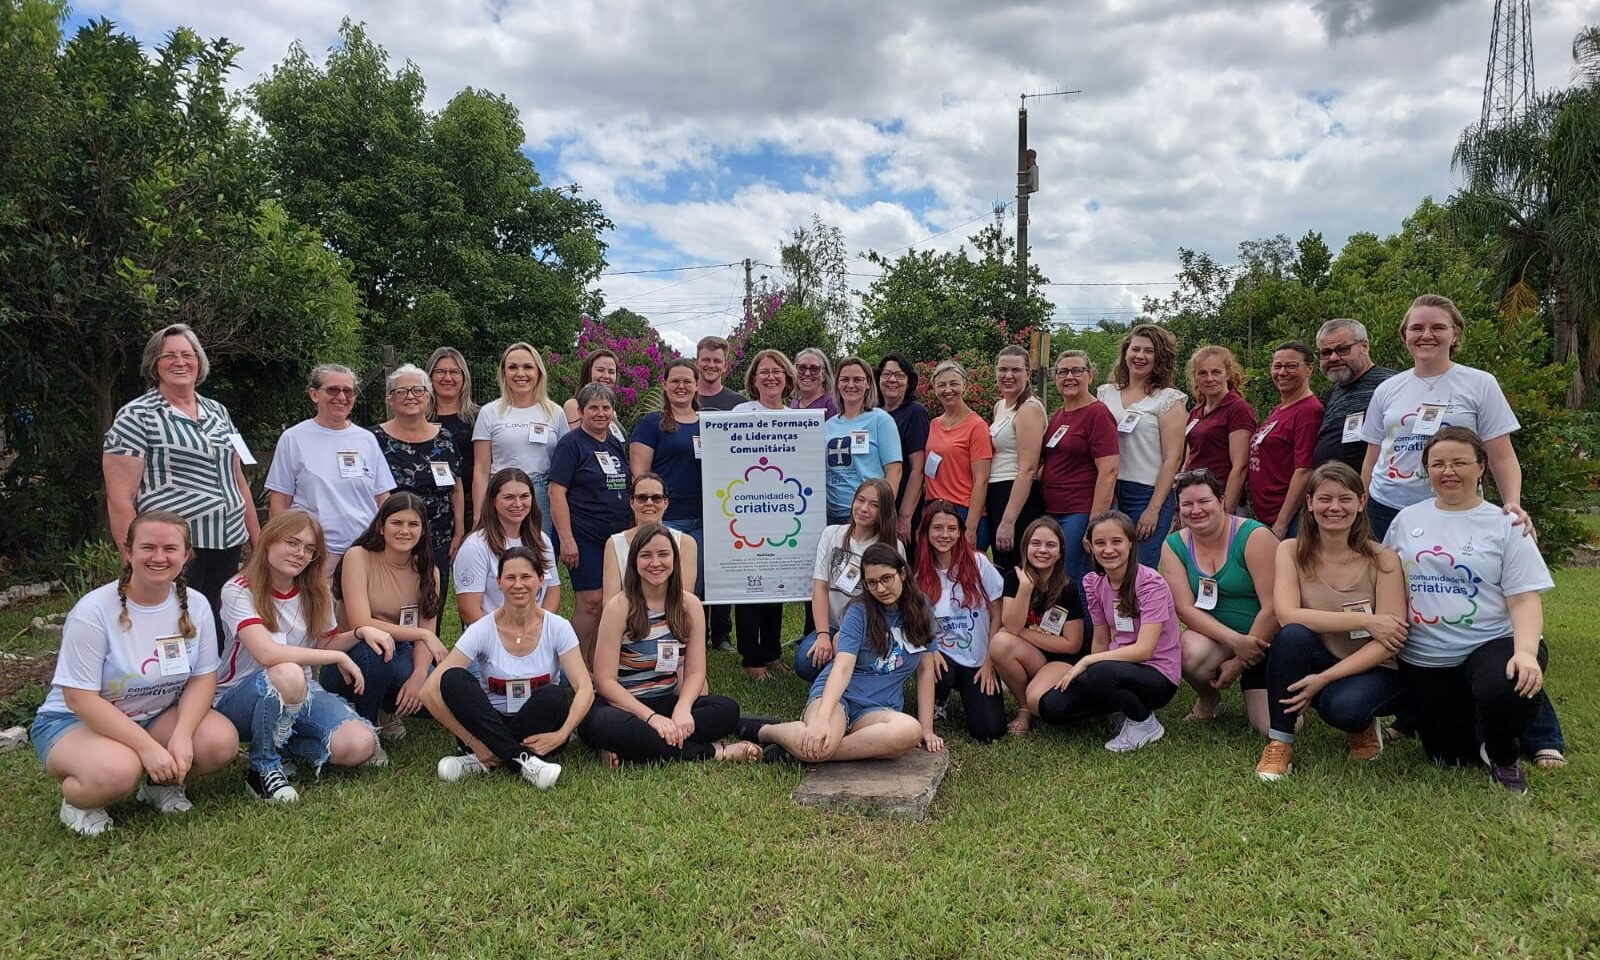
630;412;701;523
886;401;931;505
549;428;631;542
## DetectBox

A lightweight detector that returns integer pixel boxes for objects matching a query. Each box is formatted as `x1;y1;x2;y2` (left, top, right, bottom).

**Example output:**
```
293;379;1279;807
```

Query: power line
600;261;739;277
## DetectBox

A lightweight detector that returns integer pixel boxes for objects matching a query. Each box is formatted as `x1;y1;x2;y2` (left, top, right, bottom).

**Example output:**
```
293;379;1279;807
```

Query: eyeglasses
159;351;199;364
1054;366;1090;378
321;386;357;398
631;493;666;504
1175;468;1213;484
879;370;907;380
1317;342;1362;359
389;386;428;398
431;368;463;379
281;538;319;559
864;572;900;590
1270;362;1305;372
796;364;823;374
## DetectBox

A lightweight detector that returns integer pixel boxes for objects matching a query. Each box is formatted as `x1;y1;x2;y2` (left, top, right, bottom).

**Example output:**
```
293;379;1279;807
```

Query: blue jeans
1053;512;1093;607
215;670;367;773
1266;624;1402;742
321;640;418;722
794;629;826;683
1366;498;1401;541
1114;480;1176;569
531;470;556;545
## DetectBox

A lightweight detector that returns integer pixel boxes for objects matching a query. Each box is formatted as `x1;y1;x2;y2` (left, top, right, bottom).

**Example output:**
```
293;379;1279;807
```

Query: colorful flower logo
717;457;813;549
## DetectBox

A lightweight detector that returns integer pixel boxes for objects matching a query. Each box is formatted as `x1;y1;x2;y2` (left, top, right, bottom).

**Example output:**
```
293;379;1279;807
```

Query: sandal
597;749;621;770
716;741;762;763
1534;749;1567;769
1006;710;1033;736
743;666;771;682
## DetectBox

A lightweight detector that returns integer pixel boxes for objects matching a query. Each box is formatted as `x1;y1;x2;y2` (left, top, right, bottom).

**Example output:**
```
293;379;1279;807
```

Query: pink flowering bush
550;314;680;426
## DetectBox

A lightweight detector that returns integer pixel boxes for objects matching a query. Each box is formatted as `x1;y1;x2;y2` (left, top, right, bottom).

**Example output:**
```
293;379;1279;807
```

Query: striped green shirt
103;390;248;550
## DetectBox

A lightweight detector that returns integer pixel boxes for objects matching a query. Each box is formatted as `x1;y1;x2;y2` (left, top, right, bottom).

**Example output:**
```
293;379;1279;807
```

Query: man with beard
1311;318;1395;473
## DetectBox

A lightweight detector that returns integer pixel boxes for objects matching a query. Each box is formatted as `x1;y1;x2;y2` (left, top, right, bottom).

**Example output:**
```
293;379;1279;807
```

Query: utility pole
743;258;754;324
1017;88;1078;403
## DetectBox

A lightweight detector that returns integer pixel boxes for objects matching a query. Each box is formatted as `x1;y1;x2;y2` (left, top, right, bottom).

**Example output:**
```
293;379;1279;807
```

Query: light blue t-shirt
823;409;903;518
810;599;929;714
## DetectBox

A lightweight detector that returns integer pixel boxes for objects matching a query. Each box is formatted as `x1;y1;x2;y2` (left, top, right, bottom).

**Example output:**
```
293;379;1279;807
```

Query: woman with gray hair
266;363;397;570
103;323;261;642
372;363;465;598
549;382;633;662
791;347;838;418
426;346;478;519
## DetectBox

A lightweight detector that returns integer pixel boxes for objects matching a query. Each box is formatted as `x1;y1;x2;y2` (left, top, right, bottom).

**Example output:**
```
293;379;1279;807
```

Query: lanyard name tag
1413;403;1446;436
156;636;189;677
850;430;871;454
1185;419;1198;436
1045;425;1068;448
1195;577;1219;611
1252;421;1276;448
228;432;257;465
610;422;626;443
923;451;942;478
1342;412;1365;443
1117;411;1142;434
832;554;862;592
1114;612;1136;634
399;605;419;628
1344;599;1374;638
505;679;532;713
337;452;362;478
528;423;550;444
1039;606;1069;636
656;640;682;673
692;434;703;459
430;461;454;487
597;452;622;475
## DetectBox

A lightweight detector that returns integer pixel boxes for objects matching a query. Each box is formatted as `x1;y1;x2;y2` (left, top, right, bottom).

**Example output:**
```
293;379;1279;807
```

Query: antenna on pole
1480;0;1535;129
1016;87;1080;409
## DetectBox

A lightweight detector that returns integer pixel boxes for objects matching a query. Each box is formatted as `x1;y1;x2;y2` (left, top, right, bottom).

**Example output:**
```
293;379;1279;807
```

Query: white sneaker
364;737;389;768
516;752;561;790
59;799;112;837
136;782;193;814
437;753;491;783
1106;714;1165;753
376;711;407;741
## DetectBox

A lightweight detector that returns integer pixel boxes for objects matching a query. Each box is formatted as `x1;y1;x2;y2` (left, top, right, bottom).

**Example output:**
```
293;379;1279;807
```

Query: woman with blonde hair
426;346;479;519
923;361;993;550
732;349;801;679
472;342;568;544
987;345;1046;570
1182;345;1255;515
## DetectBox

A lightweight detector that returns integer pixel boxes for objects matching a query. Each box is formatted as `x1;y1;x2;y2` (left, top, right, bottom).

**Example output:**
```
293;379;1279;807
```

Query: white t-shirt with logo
452;530;560;615
41;582;219;722
215;576;336;695
471;400;569;478
1358;365;1519;510
930;554;1005;668
454;611;579;713
264;418;397;555
811;525;904;629
1383;499;1553;668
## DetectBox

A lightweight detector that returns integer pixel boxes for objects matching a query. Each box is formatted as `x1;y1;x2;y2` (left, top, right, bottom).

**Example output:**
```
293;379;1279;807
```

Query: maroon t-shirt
1039;401;1120;515
1184;391;1258;481
1247;393;1325;525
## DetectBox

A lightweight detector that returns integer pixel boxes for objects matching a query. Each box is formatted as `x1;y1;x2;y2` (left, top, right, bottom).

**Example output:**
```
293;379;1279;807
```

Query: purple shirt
791;392;839;418
1083;564;1182;685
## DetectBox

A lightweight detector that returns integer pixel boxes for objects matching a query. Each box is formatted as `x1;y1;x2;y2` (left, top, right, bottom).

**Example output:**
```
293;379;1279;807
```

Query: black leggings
438;667;571;765
579;693;739;763
984;479;1044;572
934;661;1006;743
1398;636;1547;767
736;603;785;668
185;545;242;653
1037;661;1177;724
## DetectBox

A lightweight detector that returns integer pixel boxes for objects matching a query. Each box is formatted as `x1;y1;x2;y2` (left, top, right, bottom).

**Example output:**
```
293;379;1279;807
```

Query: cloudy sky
73;0;1592;352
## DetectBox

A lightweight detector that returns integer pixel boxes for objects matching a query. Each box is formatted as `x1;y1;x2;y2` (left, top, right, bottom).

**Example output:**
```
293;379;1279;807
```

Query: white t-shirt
454;611;579;713
215;576;335;695
931;554;1005;668
1383;499;1553;668
811;525;903;628
1096;384;1187;487
41;582;219;722
1359;365;1519;510
264;418;397;555
472;400;569;478
452;529;560;616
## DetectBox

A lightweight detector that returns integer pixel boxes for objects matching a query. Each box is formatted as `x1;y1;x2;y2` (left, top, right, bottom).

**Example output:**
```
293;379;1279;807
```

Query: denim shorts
30;708;163;766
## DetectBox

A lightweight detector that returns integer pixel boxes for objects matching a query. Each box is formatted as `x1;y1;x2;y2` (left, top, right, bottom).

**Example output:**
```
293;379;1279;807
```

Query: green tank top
1163;517;1264;635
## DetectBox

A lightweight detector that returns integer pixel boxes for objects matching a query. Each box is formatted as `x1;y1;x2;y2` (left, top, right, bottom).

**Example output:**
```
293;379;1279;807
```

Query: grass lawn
1;571;1596;959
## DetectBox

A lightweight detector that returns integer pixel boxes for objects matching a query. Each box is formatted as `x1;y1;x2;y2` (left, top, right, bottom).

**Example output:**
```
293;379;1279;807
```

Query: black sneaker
246;766;299;804
1481;743;1529;795
736;714;778;742
761;743;800;765
710;639;735;653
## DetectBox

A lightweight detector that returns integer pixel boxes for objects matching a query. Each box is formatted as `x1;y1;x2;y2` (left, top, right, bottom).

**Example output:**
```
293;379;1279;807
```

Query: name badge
891;625;925;654
1114;612;1135;634
528;422;550;444
1412;403;1447;436
337;452;362;478
156;636;189;677
832;554;862;593
228;432;257;466
596;452;622;476
850;430;871;454
1184;419;1198;436
1343;599;1374;639
692;434;703;459
1039;606;1069;636
430;461;454;487
505;678;532;713
1251;421;1277;448
610;422;627;444
1195;577;1219;611
1342;412;1365;443
399;605;419;628
656;640;682;673
1116;410;1142;434
923;451;943;478
1045;425;1068;449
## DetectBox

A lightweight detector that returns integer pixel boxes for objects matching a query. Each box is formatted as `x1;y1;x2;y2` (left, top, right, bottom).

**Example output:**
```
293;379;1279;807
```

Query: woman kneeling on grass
581;524;759;766
32;511;239;836
420;547;594;789
1254;463;1406;782
1034;511;1182;752
916;500;1007;743
753;544;943;762
215;511;380;803
988;516;1088;736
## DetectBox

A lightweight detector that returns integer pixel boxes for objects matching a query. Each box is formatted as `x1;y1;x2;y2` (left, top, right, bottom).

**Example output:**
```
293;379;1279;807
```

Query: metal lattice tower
1480;0;1536;129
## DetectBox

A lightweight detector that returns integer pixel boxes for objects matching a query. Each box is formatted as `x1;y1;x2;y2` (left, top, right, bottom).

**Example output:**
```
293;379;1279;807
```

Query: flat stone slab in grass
794;749;950;820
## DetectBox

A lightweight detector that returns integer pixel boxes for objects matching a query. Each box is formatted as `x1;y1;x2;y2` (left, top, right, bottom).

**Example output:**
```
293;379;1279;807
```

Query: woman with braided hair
30;511;239;836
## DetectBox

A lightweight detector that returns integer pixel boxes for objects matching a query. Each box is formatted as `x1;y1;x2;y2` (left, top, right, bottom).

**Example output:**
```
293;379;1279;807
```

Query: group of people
31;292;1566;835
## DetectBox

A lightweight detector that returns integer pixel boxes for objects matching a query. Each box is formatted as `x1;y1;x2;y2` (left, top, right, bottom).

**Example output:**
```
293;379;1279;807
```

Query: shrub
549;314;680;429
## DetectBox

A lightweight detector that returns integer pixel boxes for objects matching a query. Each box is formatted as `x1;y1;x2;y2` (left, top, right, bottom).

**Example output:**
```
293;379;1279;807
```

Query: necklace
1417;363;1452;393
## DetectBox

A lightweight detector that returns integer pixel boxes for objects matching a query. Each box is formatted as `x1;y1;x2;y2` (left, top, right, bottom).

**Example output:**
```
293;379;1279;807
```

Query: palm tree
1452;25;1600;407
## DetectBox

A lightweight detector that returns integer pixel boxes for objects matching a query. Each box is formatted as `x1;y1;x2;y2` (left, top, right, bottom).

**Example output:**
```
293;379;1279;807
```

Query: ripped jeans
215;669;368;774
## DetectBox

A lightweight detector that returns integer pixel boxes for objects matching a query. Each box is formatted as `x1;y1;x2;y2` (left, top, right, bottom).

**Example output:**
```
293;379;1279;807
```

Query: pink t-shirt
1082;564;1182;686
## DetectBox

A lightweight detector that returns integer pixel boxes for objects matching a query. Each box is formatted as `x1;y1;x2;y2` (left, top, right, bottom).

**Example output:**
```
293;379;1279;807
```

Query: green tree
250;20;612;362
778;215;852;346
599;307;652;341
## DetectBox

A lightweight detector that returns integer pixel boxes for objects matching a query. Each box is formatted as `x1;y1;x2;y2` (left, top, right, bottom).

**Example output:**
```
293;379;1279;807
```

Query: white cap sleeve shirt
472;400;569;478
931;554;1006;668
1358;365;1519;511
264;419;397;555
215;576;330;695
451;530;560;616
40;582;220;722
1095;385;1187;487
811;525;906;629
453;611;578;713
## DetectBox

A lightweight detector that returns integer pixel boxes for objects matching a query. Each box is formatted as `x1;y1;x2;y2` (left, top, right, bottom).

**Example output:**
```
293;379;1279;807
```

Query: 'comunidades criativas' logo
717;456;812;548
